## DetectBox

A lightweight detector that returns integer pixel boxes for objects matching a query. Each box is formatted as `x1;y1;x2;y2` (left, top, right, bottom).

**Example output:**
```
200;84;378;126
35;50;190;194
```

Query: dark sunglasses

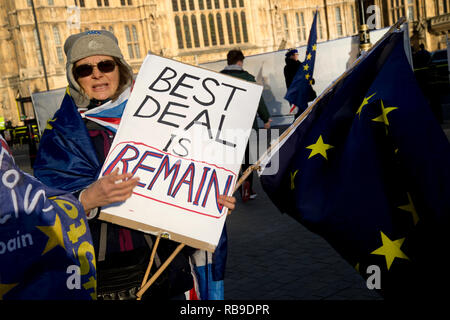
74;60;117;78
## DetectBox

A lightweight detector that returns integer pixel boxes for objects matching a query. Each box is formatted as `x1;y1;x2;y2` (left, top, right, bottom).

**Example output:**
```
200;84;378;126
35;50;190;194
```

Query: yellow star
356;93;376;117
312;44;317;51
398;193;419;226
0;283;18;300
371;231;409;270
303;64;309;71
45;118;57;130
290;170;299;190
309;80;313;85
355;263;360;273
305;74;310;80
37;214;66;255
306;135;334;160
372;100;398;126
306;53;312;60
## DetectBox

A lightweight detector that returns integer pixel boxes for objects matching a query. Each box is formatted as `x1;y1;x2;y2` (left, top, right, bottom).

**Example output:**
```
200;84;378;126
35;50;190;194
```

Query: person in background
284;48;316;118
33;30;236;300
221;49;272;202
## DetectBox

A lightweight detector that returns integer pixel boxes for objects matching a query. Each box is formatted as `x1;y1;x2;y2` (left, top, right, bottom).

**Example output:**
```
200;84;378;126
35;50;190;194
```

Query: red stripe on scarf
118;228;134;252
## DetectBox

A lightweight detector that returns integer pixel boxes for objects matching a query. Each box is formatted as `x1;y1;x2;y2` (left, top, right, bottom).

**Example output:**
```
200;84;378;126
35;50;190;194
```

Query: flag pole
233;18;407;192
136;242;186;299
137;234;162;300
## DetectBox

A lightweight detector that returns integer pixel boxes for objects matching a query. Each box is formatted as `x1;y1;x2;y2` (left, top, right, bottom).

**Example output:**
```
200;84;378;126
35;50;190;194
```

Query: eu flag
284;10;318;113
34;87;128;192
1;136;97;299
261;30;450;298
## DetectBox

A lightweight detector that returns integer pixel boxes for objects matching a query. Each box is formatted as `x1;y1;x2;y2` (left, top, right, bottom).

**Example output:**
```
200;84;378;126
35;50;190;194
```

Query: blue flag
261;30;450;298
284;10;318;113
34;87;129;192
33;89;101;192
0;136;97;299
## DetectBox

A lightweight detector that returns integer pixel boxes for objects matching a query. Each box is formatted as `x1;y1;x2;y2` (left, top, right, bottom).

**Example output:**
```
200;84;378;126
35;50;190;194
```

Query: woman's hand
80;168;140;213
218;195;236;215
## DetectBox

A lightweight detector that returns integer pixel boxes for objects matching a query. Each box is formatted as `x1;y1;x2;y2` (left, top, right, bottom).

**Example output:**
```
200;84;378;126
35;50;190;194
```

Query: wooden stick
137;234;161;300
136;243;186;300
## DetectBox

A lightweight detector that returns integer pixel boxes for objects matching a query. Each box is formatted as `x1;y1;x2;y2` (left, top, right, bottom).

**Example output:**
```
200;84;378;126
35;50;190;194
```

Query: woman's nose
91;66;103;78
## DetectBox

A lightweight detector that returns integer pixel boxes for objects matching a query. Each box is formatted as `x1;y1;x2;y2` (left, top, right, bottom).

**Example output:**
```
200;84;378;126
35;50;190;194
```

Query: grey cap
64;30;133;108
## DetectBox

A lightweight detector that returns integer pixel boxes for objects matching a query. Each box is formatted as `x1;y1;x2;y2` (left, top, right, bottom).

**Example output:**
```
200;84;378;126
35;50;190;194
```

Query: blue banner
0;136;97;299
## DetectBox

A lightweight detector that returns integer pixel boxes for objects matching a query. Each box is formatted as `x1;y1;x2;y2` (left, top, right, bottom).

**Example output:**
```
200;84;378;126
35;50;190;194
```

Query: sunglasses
74;60;117;78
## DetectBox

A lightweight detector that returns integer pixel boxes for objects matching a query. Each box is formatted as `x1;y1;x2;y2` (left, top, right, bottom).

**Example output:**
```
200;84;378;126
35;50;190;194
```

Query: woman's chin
90;93;111;101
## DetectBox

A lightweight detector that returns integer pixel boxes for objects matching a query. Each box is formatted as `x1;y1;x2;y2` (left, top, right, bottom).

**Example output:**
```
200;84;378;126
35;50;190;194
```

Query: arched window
189;0;195;10
335;7;343;36
214;0;220;8
53;26;64;63
295;13;301;41
180;0;187;11
239;0;244;7
183;15;192;48
191;15;200;47
175;16;184;49
233;12;241;43
206;0;212;10
240;11;248;42
172;0;178;11
198;0;204;10
231;0;237;8
132;25;141;58
226;12;234;44
201;14;209;46
300;12;306;40
224;0;229;8
216;13;225;45
208;13;217;45
125;26;134;59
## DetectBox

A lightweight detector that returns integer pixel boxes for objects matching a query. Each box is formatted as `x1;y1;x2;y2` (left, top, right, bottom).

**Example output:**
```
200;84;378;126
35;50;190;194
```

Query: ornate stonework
1;0;447;126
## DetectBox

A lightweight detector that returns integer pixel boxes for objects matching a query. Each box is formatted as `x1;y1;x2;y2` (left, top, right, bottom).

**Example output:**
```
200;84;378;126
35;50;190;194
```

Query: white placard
99;54;263;251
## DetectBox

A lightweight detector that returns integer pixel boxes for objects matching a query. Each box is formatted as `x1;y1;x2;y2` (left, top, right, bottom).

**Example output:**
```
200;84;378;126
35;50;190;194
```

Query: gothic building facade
0;0;448;126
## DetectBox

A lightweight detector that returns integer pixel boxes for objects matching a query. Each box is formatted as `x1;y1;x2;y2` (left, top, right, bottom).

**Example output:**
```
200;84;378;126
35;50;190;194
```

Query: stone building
0;0;446;126
372;0;449;50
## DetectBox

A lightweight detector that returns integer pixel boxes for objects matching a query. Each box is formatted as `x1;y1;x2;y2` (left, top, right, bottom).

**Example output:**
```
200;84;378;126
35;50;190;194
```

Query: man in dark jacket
284;48;316;118
220;49;272;201
284;48;302;89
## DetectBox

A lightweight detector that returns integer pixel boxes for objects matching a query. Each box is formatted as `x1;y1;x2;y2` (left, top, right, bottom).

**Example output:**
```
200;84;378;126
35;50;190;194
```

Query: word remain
103;143;235;216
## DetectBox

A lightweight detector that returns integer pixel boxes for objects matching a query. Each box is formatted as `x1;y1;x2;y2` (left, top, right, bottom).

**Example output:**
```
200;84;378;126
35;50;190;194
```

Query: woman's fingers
218;195;236;211
81;169;140;210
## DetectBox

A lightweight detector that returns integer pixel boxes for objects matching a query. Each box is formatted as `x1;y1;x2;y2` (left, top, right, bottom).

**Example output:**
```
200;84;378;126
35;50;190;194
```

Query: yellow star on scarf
306;135;334;160
305;74;310;80
290;170;299;190
303;64;309;71
312;44;317;51
371;231;409;270
45;118;57;130
37;214;66;255
0;283;18;300
372;100;398;126
356;93;376;117
398;193;419;226
306;53;312;60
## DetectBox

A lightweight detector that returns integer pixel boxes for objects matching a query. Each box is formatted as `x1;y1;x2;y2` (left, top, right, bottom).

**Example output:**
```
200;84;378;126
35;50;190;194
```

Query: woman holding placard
34;30;236;300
